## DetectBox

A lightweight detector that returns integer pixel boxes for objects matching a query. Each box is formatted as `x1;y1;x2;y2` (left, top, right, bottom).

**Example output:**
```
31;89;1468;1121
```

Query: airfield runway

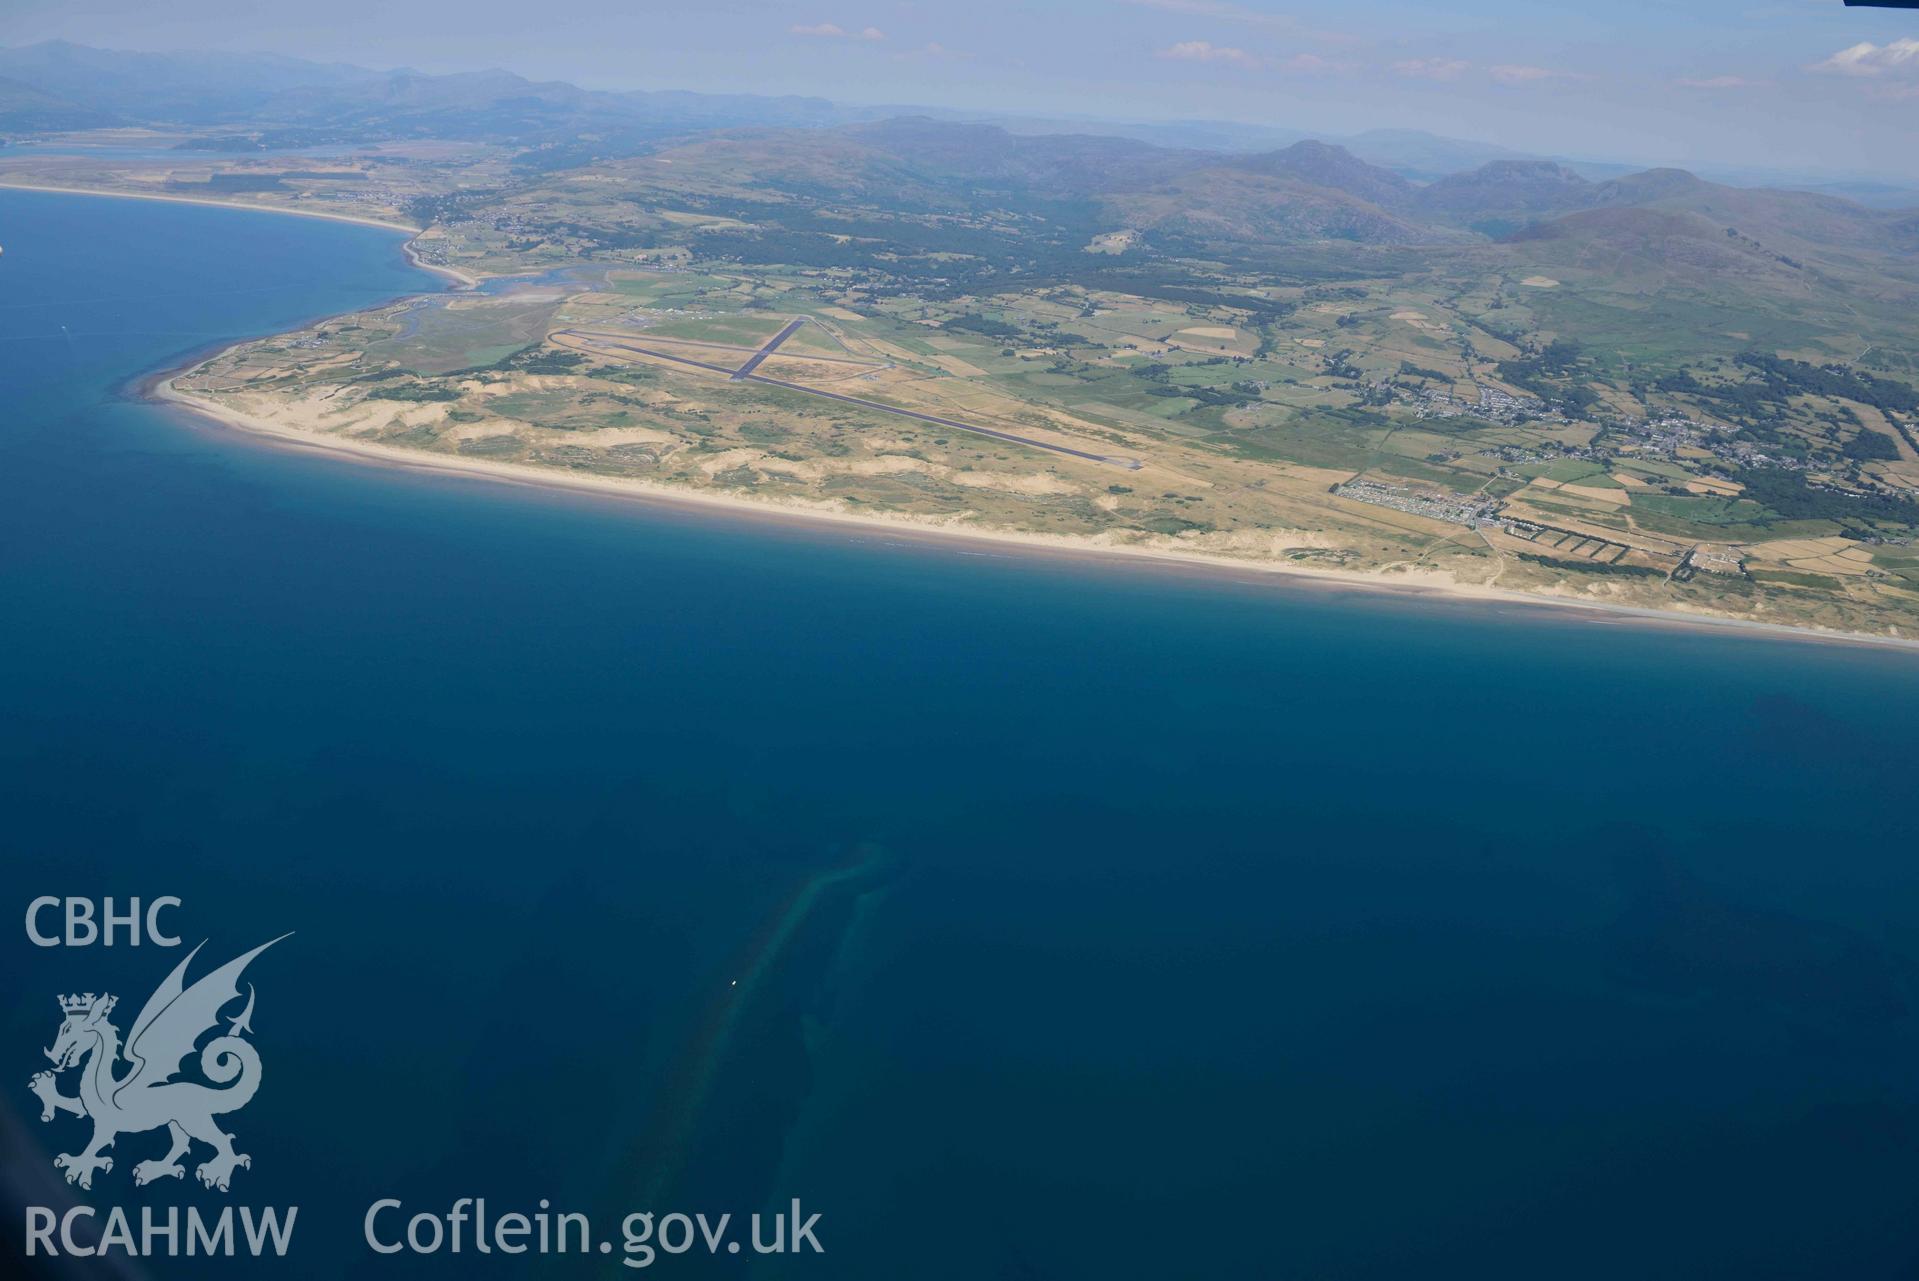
552;323;1142;469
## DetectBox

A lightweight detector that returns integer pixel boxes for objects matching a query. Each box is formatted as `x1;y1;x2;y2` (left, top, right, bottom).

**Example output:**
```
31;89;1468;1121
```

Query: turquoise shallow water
4;188;1919;1279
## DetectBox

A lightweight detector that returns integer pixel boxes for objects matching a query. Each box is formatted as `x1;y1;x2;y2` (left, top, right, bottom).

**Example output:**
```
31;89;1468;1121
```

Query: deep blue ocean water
4;188;1919;1279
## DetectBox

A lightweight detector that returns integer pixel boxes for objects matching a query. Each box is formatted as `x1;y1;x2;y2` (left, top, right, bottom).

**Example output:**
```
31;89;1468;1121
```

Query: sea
4;187;1919;1279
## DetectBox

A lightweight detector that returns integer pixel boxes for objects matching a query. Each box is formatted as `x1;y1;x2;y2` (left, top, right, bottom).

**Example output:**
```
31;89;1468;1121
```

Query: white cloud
1118;0;1353;44
898;41;973;61
1278;53;1352;74
1392;57;1469;82
1489;63;1588;86
1489;64;1551;84
790;22;886;41
1812;38;1919;77
1125;0;1297;29
1675;75;1766;89
1157;40;1263;69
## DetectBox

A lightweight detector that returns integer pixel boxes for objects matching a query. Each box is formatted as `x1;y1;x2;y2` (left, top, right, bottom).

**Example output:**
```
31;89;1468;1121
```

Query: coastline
0;180;482;288
17;179;1905;654
150;373;1919;655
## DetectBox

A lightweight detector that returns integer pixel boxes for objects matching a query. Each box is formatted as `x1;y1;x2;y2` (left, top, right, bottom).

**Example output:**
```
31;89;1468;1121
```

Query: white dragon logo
28;936;287;1192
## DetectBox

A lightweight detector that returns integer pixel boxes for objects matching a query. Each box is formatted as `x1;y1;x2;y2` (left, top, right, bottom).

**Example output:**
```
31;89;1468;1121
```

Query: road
743;371;1139;467
552;328;1142;469
581;330;880;368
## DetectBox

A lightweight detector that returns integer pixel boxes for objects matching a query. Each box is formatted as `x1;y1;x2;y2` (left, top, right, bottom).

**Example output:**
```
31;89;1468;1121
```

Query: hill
1417;160;1598;235
0;40;375;122
0;41;848;145
1225;140;1416;212
0;74;117;132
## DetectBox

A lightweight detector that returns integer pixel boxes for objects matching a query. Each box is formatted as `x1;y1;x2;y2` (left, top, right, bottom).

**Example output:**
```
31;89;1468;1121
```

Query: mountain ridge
1;40;1911;235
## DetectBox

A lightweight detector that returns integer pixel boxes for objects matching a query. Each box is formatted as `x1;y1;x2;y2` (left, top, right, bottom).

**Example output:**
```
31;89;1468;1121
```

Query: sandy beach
149;374;1919;655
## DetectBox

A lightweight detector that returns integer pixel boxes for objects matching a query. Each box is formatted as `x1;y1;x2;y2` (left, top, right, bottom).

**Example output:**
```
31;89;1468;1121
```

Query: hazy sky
7;0;1918;178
